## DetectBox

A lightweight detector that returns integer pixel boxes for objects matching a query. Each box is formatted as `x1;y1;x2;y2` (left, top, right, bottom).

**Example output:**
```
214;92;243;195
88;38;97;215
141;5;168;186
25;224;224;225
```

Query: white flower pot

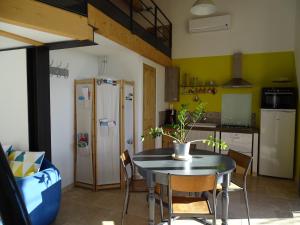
173;142;191;158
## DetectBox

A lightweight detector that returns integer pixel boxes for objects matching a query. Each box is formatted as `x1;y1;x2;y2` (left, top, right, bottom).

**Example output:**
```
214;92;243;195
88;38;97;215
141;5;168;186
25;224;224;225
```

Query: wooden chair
120;150;164;225
167;174;218;225
216;150;253;225
190;144;197;150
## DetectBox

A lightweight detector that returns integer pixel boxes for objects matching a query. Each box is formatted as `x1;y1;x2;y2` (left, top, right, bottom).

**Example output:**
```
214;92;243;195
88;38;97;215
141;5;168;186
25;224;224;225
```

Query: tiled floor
53;176;300;225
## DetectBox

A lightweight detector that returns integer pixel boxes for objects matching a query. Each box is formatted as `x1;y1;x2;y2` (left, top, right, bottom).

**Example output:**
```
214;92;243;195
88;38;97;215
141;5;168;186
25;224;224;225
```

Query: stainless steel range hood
223;52;252;88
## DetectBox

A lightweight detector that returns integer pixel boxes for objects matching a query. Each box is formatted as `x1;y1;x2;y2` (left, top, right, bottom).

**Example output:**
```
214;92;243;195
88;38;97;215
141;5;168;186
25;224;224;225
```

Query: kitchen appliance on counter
165;109;177;125
259;87;297;179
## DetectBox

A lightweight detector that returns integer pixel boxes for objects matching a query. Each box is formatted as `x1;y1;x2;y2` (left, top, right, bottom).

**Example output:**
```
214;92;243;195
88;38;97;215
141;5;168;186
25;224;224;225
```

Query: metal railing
129;0;172;49
91;0;172;56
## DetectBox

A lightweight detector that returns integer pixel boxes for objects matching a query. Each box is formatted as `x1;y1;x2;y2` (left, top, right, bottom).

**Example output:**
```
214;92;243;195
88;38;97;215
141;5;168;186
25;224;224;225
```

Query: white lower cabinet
220;133;252;153
185;130;217;152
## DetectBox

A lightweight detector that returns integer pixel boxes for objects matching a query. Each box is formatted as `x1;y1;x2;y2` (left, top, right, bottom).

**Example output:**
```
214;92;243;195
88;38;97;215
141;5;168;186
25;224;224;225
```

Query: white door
259;109;295;178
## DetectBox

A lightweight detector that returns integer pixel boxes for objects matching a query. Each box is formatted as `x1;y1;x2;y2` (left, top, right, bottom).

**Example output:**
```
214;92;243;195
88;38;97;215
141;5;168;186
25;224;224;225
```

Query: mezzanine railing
89;0;172;56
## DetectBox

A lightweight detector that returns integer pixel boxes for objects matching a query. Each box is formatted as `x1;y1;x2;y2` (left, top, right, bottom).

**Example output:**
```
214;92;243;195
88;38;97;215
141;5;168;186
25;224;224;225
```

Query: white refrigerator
259;109;296;179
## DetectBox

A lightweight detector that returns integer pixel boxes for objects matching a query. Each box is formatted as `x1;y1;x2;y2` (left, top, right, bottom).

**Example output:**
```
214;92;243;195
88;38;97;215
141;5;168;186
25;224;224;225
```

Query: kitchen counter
190;126;259;134
217;126;259;133
163;125;259;134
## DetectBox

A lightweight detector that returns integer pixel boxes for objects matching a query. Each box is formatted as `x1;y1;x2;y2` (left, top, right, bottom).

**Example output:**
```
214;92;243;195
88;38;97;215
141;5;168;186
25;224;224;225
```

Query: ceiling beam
0;0;93;41
0;30;43;46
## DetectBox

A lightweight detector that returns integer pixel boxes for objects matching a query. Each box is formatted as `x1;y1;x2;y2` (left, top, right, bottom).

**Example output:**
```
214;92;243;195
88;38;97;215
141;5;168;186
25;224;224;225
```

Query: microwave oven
261;87;297;109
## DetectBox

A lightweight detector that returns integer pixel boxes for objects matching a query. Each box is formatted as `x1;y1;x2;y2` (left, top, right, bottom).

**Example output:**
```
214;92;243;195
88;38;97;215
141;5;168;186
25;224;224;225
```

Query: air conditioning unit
189;15;231;33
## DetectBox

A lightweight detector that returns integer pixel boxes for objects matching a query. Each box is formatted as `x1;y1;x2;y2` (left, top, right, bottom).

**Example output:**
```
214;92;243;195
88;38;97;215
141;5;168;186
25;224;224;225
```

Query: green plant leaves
202;135;228;150
141;102;228;150
190;102;206;123
149;127;163;139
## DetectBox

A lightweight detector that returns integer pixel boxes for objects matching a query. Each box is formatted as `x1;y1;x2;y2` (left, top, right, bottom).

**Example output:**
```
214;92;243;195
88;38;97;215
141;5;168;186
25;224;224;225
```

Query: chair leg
206;200;212;214
126;188;131;214
159;185;164;221
212;193;217;225
122;184;130;225
214;191;222;219
168;187;172;225
168;212;172;225
213;199;217;225
243;189;251;225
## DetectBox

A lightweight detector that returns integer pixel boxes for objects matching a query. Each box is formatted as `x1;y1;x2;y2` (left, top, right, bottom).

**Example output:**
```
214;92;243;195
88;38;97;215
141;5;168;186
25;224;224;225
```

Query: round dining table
133;148;236;225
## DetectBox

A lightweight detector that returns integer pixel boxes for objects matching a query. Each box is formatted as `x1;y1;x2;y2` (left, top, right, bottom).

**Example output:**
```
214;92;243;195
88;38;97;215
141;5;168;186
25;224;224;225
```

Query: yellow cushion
8;150;45;177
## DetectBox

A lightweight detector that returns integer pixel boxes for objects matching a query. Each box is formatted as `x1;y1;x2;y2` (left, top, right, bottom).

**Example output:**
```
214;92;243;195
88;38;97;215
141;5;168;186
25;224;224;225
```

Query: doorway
143;64;156;151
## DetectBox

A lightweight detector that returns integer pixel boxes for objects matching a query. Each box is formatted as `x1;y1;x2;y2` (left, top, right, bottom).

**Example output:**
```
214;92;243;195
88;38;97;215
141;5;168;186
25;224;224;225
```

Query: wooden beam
88;4;171;67
0;30;43;46
0;0;93;41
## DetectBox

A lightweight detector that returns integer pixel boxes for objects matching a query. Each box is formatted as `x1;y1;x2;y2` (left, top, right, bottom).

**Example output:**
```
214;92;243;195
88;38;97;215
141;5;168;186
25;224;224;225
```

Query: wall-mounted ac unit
189;15;231;33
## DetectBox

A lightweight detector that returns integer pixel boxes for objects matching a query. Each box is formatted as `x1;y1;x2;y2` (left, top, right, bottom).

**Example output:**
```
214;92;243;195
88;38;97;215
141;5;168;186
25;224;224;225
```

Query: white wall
0;49;28;150
158;0;296;58
50;49;99;188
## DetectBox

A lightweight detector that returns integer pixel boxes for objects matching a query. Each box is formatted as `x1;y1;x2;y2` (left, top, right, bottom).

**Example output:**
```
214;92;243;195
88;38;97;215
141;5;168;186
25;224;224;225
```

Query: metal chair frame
120;150;164;225
217;149;253;225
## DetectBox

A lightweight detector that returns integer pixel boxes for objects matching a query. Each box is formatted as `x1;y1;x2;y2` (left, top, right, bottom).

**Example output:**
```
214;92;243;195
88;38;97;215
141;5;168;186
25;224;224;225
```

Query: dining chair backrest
169;174;216;193
120;150;133;182
228;149;252;177
190;144;196;150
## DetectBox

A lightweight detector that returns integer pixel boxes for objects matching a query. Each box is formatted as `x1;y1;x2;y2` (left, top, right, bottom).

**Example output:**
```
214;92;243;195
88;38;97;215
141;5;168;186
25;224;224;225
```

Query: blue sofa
14;159;62;225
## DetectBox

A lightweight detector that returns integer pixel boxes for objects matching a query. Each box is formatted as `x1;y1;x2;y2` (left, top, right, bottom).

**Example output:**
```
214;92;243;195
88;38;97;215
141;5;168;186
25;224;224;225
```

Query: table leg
147;174;155;225
221;174;230;225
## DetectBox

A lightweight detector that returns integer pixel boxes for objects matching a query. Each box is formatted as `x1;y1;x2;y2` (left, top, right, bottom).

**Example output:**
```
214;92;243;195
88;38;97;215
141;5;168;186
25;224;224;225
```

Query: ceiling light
190;0;217;16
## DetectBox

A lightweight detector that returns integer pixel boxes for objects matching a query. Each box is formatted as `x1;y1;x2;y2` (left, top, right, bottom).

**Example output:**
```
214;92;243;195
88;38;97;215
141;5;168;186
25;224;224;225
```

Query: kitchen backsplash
221;94;252;127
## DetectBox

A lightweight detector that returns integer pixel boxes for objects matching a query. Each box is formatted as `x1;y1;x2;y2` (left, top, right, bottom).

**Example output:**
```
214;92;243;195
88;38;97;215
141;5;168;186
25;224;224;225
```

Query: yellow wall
296;103;300;183
171;51;297;127
295;0;300;186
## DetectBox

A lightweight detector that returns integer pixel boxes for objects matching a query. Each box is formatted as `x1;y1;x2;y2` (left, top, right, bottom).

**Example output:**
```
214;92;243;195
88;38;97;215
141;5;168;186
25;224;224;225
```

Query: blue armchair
16;159;62;225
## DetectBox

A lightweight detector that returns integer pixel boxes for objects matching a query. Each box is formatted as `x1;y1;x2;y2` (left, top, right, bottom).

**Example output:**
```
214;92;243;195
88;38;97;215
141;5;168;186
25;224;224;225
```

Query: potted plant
142;102;228;160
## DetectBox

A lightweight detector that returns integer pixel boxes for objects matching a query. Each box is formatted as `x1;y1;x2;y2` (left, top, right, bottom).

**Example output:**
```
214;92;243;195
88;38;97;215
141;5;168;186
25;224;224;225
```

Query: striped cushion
8;150;45;177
